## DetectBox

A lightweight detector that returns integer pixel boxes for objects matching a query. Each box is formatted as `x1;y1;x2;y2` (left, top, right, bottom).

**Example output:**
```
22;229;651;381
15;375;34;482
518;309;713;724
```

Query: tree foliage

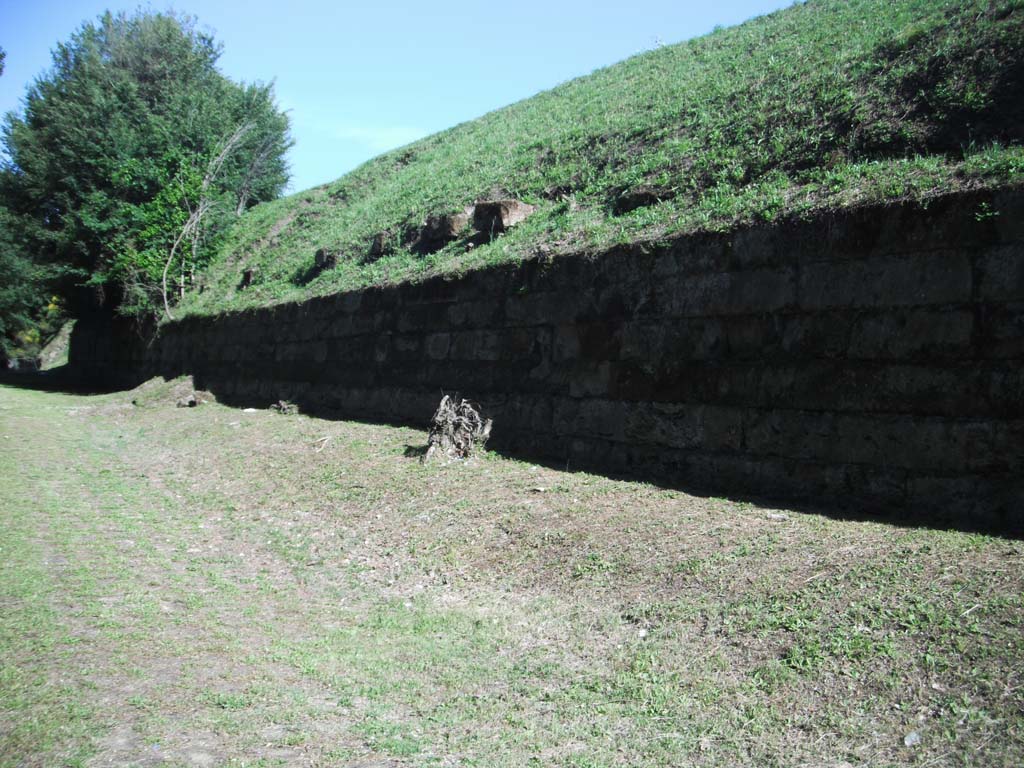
0;11;291;321
0;207;43;361
0;45;47;361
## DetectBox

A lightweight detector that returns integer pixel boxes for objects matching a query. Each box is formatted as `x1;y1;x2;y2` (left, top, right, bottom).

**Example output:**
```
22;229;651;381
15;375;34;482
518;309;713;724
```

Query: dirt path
1;389;369;766
1;380;1022;767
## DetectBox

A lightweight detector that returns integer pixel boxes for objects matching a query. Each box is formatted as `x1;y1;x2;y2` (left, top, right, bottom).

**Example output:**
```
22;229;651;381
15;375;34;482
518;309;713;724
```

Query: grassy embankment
1;379;1021;766
180;0;1024;317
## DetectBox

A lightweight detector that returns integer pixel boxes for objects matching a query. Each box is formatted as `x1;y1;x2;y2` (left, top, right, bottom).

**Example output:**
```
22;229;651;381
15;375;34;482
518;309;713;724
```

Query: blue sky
1;0;794;193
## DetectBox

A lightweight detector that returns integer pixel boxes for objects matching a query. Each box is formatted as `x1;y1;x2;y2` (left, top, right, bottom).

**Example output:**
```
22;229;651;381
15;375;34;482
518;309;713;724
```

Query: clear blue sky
1;0;793;193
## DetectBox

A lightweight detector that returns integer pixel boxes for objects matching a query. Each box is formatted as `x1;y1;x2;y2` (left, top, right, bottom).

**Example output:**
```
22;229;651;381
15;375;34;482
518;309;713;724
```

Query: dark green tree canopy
1;11;291;318
0;44;45;361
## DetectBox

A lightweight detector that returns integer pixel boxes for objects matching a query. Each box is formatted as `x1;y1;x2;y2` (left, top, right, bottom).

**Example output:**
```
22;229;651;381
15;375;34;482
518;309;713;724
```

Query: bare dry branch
236;134;277;216
162;122;255;320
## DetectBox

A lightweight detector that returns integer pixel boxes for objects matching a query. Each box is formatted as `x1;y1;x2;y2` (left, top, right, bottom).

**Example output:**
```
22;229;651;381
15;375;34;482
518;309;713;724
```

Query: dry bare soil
1;378;1021;767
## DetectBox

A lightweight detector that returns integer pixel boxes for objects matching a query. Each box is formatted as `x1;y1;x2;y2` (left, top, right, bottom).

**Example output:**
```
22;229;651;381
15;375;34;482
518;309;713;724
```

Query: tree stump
424;395;492;461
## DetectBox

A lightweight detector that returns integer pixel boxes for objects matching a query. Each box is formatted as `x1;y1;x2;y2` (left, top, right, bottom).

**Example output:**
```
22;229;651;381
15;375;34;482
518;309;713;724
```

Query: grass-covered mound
182;0;1024;316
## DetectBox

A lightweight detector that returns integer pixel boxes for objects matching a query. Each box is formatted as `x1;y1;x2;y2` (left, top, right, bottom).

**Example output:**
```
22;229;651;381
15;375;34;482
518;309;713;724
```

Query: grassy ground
179;0;1024;316
1;378;1022;766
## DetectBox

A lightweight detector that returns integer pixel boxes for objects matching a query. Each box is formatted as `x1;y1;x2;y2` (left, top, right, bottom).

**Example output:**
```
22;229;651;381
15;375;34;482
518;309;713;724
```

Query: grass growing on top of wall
181;0;1024;317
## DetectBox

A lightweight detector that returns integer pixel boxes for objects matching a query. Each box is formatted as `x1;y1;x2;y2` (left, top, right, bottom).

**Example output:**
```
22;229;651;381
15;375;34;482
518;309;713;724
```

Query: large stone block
798;251;972;309
625;402;743;451
721;314;788;360
744;409;838;461
659;267;797;317
552;324;582;362
659;318;727;360
448;300;503;329
489;395;553;434
835;415;999;473
977;244;1024;302
743;411;1018;475
390;334;423;361
908;475;1023;531
568;361;612;398
504;289;587;325
981;367;1024;419
777;312;856;360
425;333;451;360
472;199;536;235
395;302;451;333
574;322;623;361
326;335;375;363
848;308;974;360
574;399;628;442
318;362;376;387
755;362;985;416
728;226;794;270
449;330;501;362
976;302;1024;359
496;327;549;363
661;233;731;276
307;341;327;364
612;359;768;405
401;275;461;305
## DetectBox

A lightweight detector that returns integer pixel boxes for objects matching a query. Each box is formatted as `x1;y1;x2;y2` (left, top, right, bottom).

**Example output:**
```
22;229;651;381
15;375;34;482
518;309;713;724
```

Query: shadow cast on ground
0;365;117;395
4;367;1019;540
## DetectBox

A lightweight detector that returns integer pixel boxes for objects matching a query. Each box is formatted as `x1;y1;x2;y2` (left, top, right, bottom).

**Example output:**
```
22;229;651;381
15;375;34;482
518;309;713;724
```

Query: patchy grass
1;379;1022;766
179;0;1024;316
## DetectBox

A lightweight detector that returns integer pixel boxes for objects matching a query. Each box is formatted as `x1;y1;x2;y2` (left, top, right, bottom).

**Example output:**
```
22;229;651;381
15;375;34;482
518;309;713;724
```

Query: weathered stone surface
448;300;502;329
409;211;472;255
472;199;536;236
314;248;338;270
659;268;797;317
977;244;1024;301
425;332;451;361
798;251;972;309
848;309;974;359
978;302;1024;359
367;231;394;261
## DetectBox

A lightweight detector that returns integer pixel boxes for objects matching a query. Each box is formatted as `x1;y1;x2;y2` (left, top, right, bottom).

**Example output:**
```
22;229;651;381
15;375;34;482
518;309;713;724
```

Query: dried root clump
424;394;492;461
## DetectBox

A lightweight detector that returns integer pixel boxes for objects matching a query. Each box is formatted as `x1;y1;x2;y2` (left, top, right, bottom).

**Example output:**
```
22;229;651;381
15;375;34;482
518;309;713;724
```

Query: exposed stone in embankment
293;198;539;279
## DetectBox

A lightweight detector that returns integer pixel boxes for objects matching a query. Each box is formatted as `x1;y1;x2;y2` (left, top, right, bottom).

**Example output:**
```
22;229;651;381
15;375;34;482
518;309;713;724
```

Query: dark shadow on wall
40;187;1024;540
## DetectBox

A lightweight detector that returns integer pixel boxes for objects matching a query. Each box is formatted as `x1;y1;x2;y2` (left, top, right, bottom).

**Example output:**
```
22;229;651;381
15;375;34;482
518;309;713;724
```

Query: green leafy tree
0;45;48;361
0;207;44;362
0;11;291;320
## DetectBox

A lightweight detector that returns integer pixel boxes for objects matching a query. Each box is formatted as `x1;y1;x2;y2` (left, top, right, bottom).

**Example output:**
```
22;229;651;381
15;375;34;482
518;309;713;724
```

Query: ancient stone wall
71;189;1024;529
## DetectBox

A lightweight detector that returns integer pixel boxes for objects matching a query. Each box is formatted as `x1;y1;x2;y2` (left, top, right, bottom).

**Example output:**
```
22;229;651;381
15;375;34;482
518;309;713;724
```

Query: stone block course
977;303;1024;359
798;251;973;310
848;309;975;360
977;244;1024;302
659;267;798;317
